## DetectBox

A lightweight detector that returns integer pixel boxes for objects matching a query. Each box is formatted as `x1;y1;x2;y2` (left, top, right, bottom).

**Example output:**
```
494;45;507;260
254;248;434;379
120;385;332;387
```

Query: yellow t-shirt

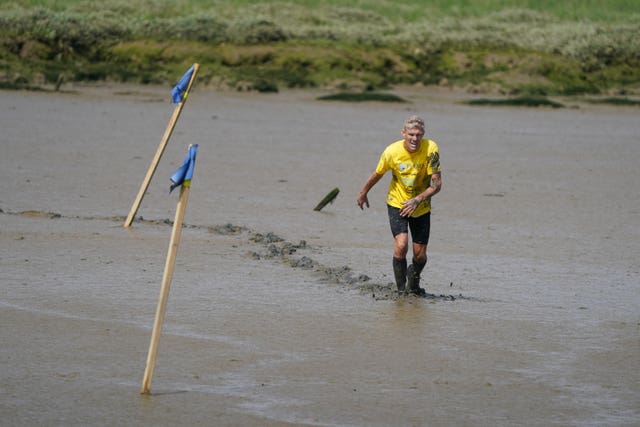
375;139;441;217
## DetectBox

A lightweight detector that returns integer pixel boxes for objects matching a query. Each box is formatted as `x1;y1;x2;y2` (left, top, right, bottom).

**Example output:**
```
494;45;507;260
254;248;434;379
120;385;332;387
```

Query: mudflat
1;85;638;426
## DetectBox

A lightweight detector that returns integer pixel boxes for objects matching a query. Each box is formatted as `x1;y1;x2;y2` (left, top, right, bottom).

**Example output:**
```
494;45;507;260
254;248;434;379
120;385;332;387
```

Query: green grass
317;92;407;103
0;80;47;91
1;1;639;95
8;0;640;21
585;97;640;106
467;96;564;108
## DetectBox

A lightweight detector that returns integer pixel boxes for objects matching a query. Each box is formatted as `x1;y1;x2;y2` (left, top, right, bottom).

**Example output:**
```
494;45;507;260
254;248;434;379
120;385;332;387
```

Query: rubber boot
407;258;427;296
392;257;407;294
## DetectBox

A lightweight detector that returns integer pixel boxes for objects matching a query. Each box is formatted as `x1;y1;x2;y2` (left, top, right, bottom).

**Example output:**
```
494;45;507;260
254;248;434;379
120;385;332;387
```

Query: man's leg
393;232;410;259
388;205;410;294
407;212;430;295
392;257;407;293
392;232;409;293
412;242;427;269
407;243;427;294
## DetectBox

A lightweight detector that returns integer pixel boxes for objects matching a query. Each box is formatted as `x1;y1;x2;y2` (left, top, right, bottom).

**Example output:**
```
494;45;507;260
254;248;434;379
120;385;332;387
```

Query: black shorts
387;205;431;244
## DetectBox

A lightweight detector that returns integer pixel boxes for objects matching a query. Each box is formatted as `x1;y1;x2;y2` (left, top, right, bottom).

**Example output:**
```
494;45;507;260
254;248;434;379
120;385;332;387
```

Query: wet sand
1;85;638;426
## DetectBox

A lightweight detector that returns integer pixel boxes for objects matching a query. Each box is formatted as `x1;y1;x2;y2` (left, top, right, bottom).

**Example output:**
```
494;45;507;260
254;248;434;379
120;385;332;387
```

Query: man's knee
394;233;409;258
412;245;427;264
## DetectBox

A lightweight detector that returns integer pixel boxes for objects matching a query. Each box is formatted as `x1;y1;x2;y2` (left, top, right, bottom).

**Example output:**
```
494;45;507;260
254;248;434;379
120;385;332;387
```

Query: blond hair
403;115;425;131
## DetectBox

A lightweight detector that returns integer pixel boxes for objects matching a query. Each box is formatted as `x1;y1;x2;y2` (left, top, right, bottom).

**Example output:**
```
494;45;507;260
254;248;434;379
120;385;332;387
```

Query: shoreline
3;81;640;112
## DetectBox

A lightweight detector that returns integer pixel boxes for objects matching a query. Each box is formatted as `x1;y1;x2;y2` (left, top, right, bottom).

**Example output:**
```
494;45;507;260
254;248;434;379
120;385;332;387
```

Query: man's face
402;127;424;153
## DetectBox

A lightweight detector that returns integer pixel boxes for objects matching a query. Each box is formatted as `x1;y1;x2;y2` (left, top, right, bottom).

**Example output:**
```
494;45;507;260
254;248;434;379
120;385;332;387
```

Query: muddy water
1;86;638;426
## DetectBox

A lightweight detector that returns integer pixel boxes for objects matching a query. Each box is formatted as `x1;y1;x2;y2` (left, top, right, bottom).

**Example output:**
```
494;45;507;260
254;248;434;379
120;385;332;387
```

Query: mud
1;85;638;426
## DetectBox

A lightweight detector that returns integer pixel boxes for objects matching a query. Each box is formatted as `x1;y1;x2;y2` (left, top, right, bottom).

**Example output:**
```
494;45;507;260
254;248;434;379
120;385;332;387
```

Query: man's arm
400;172;442;216
424;172;442;200
357;172;384;210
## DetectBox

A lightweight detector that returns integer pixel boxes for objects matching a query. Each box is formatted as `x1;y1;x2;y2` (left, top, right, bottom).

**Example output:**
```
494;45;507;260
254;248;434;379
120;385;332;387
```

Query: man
357;115;442;295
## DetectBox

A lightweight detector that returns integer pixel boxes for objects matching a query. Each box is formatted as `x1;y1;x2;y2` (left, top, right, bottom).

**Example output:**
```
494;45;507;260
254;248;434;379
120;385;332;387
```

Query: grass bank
1;1;639;95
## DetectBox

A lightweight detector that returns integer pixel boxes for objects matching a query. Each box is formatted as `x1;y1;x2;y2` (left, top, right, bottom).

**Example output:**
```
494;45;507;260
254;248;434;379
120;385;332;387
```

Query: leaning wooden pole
140;144;198;395
140;182;191;395
124;63;199;228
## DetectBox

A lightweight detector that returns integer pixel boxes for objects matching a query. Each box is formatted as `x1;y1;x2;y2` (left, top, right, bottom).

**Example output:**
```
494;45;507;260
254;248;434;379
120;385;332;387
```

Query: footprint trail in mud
3;209;471;302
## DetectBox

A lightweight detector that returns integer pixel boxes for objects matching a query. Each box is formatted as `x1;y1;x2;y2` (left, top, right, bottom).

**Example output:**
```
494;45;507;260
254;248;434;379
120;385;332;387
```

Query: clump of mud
245;231;371;283
17;210;61;219
208;223;246;235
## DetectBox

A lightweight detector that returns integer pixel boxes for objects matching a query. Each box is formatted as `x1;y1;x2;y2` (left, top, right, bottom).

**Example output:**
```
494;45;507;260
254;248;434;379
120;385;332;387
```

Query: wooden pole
140;182;191;395
124;63;199;228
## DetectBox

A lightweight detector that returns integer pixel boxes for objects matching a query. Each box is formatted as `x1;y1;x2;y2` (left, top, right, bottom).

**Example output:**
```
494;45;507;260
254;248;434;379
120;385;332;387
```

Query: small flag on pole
124;63;199;228
171;65;195;104
141;143;200;395
169;144;198;193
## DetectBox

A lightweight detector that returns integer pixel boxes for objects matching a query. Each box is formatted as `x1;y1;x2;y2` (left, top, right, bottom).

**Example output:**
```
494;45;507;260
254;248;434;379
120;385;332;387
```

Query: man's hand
357;193;370;210
400;198;419;217
357;172;383;211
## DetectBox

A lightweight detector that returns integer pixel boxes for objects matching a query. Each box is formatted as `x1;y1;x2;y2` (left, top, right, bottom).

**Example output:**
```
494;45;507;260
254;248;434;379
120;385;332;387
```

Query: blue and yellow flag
170;145;198;193
171;65;195;104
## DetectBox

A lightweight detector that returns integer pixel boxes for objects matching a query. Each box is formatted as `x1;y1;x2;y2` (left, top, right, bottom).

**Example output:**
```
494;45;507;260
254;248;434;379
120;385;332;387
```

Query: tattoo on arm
430;173;442;193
